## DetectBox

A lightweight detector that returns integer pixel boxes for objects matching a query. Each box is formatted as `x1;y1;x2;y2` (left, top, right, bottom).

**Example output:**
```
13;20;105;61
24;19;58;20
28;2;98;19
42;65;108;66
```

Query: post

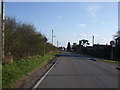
52;29;53;45
57;40;58;47
1;0;5;62
43;42;46;56
111;45;113;60
110;40;115;61
92;35;94;46
43;37;47;56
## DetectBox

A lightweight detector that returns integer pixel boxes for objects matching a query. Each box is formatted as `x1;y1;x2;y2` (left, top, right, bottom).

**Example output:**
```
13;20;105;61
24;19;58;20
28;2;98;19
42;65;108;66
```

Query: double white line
32;59;59;89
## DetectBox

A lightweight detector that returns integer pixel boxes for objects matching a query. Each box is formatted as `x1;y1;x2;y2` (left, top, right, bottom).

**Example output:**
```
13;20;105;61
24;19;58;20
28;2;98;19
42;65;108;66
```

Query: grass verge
2;52;59;88
102;59;120;63
0;63;2;90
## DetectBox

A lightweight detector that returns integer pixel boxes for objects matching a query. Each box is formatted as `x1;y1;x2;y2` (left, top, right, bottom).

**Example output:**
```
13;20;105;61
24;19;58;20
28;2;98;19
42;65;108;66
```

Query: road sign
43;37;47;42
110;41;115;46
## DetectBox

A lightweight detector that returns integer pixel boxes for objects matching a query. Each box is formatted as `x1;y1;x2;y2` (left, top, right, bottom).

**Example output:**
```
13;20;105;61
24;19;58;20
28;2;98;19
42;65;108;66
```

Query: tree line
67;39;89;52
3;17;57;64
67;33;120;61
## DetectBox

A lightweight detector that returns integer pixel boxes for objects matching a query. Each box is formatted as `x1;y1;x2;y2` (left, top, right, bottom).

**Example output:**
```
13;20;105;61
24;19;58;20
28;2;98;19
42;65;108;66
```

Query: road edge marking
32;59;59;89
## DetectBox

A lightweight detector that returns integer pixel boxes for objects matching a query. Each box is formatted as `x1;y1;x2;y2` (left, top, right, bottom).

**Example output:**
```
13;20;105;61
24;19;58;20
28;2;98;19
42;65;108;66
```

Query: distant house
58;47;66;51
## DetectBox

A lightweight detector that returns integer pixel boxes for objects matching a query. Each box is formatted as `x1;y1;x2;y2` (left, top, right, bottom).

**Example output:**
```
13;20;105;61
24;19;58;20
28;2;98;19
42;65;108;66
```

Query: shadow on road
55;54;81;57
55;52;90;58
54;52;98;62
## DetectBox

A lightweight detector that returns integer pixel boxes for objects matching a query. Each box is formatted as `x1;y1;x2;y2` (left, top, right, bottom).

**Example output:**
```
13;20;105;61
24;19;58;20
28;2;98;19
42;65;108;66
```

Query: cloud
100;21;105;25
71;33;101;39
98;38;112;44
91;19;99;23
71;33;89;38
72;34;77;36
78;24;86;27
81;4;102;23
72;33;87;37
79;34;87;37
86;5;102;18
57;15;63;19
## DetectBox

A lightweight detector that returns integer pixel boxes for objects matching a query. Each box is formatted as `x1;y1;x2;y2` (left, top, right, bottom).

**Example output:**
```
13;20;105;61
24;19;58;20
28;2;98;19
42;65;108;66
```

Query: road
36;51;118;88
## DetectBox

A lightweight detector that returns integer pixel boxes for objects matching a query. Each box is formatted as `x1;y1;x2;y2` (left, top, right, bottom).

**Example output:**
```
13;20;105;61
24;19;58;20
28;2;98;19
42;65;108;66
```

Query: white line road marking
32;59;59;89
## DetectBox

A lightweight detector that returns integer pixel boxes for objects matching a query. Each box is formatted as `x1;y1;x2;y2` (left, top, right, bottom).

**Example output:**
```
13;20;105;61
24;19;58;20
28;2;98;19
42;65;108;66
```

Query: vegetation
114;30;120;39
72;39;113;60
114;30;120;61
67;42;71;52
102;59;120;63
3;17;57;64
2;52;58;88
72;39;89;54
72;38;119;61
2;17;59;88
79;39;89;47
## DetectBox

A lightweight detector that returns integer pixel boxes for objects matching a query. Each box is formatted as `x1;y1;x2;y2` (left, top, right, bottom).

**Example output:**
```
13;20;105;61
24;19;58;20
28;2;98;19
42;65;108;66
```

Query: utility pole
52;29;53;45
1;0;5;61
52;29;55;45
43;37;47;56
57;40;59;47
43;42;45;56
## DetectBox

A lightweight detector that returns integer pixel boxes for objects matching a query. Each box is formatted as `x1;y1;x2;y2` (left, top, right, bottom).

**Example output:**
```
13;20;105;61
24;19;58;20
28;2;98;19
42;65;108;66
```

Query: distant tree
114;30;120;39
79;39;89;47
72;43;80;52
114;30;120;61
79;41;82;46
67;42;71;52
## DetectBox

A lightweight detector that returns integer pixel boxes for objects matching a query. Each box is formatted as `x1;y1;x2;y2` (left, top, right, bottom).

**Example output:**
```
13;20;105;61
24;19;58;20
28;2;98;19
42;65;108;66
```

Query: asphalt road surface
37;51;118;88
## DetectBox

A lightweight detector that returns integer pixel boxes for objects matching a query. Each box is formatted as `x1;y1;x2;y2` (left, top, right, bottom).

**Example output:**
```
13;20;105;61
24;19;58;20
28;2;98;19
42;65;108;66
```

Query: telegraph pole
1;0;5;61
57;40;59;47
52;29;55;45
52;29;53;45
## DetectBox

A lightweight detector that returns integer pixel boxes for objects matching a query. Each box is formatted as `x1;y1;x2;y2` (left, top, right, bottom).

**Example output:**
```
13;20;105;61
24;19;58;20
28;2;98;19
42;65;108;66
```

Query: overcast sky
4;2;118;47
